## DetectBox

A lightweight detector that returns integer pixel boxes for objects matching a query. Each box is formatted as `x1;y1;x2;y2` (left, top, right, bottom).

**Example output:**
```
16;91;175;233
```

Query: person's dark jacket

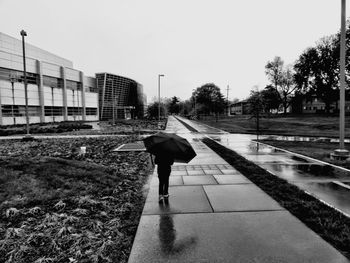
155;154;174;166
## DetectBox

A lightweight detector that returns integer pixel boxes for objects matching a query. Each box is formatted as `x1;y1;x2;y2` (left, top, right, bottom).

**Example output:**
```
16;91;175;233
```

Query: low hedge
0;123;92;136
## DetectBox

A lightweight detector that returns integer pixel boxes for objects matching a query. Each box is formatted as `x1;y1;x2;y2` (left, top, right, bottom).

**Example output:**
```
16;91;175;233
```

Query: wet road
176;116;350;217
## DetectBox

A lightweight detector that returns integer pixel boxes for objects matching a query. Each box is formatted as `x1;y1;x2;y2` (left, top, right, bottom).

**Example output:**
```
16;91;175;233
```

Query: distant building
301;96;350;114
95;73;145;120
229;100;250;115
0;32;99;126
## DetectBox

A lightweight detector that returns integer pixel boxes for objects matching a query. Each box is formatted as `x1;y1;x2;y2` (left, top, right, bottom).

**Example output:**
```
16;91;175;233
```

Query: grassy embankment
0;136;153;263
199;114;350;138
176;117;350;259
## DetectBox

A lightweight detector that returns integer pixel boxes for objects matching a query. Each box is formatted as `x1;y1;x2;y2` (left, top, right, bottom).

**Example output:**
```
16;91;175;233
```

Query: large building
230;100;250;115
96;73;145;120
0;32;99;126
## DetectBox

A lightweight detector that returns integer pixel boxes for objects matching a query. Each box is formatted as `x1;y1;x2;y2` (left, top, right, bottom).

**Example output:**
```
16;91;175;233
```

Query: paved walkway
128;116;349;263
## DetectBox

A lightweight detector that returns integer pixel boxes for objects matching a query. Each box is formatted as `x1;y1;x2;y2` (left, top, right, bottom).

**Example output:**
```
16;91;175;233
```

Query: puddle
260;163;350;181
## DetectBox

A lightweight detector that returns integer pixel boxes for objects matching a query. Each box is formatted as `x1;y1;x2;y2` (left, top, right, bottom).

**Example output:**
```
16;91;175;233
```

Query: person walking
155;153;174;203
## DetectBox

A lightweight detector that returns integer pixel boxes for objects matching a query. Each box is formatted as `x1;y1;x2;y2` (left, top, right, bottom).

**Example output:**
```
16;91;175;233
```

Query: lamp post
332;0;349;159
9;75;16;125
20;30;30;137
158;74;164;124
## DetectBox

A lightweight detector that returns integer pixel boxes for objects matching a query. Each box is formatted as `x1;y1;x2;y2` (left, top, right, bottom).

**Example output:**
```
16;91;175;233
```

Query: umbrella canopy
143;132;196;163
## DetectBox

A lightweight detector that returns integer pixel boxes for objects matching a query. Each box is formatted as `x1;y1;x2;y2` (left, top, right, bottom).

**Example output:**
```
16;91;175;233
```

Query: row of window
2;105;97;117
303;106;350;111
0;67;96;91
1;105;41;117
0;67;38;84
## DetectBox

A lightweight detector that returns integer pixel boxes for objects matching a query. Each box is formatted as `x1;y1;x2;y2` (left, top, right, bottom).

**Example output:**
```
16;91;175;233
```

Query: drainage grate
113;141;146;152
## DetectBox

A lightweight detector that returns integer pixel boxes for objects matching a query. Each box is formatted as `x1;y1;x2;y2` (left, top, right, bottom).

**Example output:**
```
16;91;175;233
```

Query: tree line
146;83;227;119
147;21;350;118
256;21;350;114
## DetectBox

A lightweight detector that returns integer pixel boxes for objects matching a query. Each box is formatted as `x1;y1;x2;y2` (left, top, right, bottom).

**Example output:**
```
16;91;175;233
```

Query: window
43;76;63;88
68;107;83;116
66;80;82;90
86;86;98;93
313;107;317;110
44;106;63;116
2;105;40;117
0;67;38;84
86;108;97;115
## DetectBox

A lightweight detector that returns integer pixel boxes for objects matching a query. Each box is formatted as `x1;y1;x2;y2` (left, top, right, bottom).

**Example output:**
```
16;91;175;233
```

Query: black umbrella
143;132;196;163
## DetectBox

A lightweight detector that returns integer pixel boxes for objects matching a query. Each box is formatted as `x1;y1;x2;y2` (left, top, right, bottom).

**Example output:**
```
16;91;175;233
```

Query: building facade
0;32;99;126
230;100;250;115
96;73;145;121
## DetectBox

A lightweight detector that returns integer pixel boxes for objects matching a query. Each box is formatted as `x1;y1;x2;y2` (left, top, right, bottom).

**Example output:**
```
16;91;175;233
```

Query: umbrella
143;132;196;163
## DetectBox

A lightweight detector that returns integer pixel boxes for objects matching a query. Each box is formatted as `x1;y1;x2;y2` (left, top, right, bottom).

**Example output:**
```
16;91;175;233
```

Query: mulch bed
0;136;153;263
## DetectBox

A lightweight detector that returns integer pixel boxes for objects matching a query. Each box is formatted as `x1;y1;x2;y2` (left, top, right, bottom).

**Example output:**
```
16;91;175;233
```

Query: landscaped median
0;136;153;263
202;137;350;260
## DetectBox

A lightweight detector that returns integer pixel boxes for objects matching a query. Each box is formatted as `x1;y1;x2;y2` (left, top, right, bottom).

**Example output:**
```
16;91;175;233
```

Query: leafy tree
247;88;264;134
192;83;226;117
294;36;339;113
261;85;281;113
146;102;167;119
265;57;298;114
178;100;192;116
167;96;180;114
279;65;298;113
265;56;284;91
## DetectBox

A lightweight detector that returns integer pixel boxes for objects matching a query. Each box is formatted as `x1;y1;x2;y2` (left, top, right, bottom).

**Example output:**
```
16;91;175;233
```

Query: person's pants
158;166;171;195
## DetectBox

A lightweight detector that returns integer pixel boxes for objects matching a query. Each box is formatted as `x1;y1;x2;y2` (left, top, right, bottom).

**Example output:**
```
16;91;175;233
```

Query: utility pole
332;0;349;160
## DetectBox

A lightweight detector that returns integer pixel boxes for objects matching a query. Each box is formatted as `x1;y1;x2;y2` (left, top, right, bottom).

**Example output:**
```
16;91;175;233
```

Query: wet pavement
128;116;349;262
177;116;350;217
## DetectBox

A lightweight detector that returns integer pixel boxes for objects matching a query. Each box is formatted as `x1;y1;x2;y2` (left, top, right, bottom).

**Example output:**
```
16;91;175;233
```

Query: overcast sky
0;0;348;102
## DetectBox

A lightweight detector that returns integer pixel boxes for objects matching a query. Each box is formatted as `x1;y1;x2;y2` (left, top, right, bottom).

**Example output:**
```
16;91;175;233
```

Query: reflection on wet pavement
175;116;350;217
260;163;350;182
158;203;197;255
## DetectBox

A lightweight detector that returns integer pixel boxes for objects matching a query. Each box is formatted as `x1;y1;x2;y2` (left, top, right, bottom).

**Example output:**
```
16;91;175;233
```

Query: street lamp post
158;74;164;124
9;75;16;125
332;0;349;160
20;30;30;137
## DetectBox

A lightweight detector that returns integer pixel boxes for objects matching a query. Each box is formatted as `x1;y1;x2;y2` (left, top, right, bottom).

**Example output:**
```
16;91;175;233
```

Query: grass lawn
0;136;153;263
198;114;350;138
202;138;350;260
260;139;350;170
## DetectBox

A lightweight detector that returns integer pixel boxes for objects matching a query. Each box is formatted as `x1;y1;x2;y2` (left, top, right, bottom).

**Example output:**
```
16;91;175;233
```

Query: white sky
0;0;348;102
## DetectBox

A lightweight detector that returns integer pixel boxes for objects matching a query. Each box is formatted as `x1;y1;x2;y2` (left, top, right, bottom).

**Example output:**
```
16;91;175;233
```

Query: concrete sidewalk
128;116;349;263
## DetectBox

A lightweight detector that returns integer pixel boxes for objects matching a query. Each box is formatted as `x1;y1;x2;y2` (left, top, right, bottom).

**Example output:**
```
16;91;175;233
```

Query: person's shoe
163;194;169;204
158;195;164;203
